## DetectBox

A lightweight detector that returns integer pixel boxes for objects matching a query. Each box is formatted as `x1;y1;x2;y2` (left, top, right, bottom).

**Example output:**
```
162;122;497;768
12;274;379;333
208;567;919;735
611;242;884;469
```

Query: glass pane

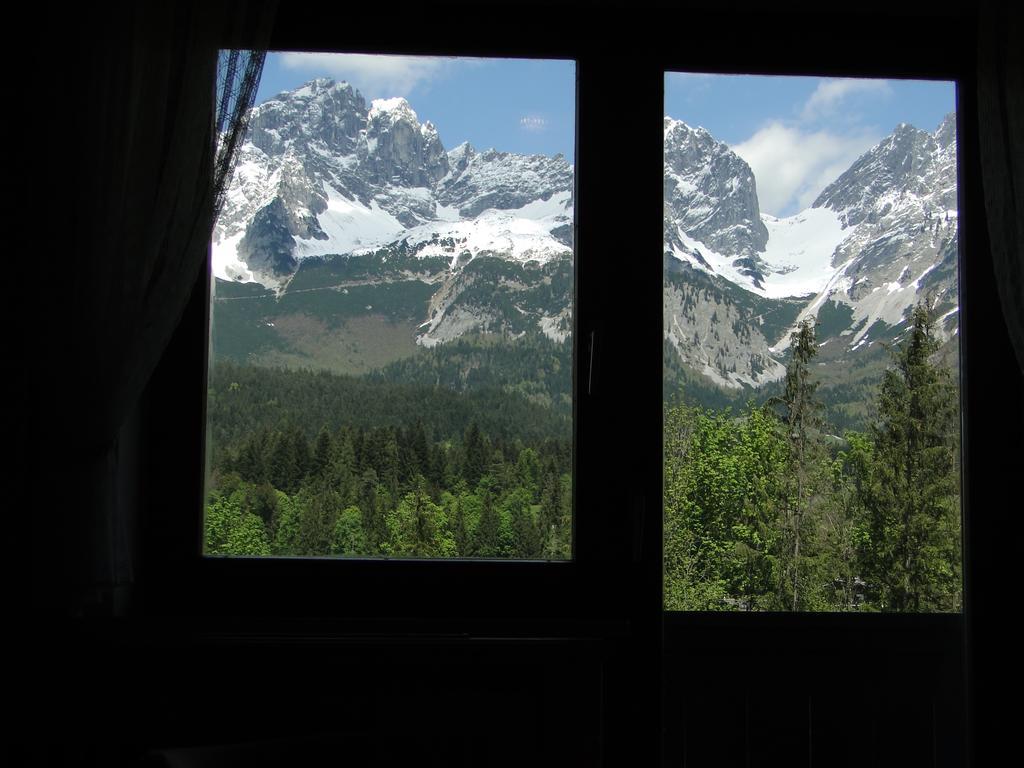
205;53;575;559
663;74;961;611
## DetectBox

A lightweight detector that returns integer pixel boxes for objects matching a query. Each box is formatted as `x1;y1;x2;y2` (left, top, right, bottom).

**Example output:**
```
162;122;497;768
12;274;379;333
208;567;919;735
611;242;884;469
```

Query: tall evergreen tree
857;304;961;611
463;422;486;487
296;482;340;556
773;320;826;610
358;468;385;553
538;459;563;554
312;427;333;477
506;487;540;558
473;480;501;557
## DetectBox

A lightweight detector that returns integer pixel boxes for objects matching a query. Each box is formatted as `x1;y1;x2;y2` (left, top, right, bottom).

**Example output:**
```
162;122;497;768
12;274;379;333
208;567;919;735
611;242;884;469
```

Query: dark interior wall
25;2;1021;767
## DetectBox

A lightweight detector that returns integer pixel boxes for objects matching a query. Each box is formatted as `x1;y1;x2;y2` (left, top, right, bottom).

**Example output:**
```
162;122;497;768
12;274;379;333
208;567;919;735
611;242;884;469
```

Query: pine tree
463;422;486;487
506;487;540;558
473;480;501;557
857;304;961;611
358;468;386;553
296;482;340;556
538;459;563;555
773;320;826;610
312;427;333;476
444;492;469;556
268;430;299;492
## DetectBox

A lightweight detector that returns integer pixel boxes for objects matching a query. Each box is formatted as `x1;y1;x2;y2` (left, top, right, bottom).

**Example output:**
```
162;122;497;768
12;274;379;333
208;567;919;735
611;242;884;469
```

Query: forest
204;305;961;611
664;305;962;612
204;357;573;560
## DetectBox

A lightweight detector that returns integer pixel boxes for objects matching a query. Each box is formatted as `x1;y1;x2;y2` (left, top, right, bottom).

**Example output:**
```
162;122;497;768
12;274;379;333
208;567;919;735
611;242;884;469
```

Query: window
127;10;998;765
204;53;576;561
662;73;963;613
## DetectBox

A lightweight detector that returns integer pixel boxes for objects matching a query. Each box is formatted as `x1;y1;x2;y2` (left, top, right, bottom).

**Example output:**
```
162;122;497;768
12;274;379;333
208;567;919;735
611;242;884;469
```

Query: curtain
34;1;273;615
977;6;1024;375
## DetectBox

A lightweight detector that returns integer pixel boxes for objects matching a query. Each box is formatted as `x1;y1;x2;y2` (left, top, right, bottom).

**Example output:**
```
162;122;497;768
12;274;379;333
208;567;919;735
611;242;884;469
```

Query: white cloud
279;52;458;98
732;121;879;216
800;78;891;121
520;115;547;133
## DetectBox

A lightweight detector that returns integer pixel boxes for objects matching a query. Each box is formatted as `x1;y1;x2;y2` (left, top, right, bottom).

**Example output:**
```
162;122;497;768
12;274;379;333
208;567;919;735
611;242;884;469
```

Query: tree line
664;305;962;612
204;303;961;611
205;418;572;560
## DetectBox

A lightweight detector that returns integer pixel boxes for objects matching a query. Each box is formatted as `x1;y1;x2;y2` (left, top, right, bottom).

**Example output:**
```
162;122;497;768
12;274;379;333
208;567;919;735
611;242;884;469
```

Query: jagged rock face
248;78;367;158
790;113;960;350
359;99;450;189
663;263;785;389
437;145;574;218
663;118;769;284
814;114;958;228
214;79;574;285
278;149;328;239
237;198;297;276
662;112;960;394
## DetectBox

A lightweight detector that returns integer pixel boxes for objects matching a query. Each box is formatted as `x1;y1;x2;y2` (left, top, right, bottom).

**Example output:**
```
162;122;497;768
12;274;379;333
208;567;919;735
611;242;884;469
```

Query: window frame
139;1;977;647
140;21;666;630
661;69;966;616
127;9;1002;766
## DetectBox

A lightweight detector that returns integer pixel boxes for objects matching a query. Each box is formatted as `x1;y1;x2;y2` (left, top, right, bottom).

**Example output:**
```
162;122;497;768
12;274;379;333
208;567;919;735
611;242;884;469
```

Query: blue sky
665;73;956;217
255;53;576;160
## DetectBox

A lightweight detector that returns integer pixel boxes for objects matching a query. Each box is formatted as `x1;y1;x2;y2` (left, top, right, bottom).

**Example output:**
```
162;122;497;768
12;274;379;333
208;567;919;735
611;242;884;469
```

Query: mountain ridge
212;79;958;418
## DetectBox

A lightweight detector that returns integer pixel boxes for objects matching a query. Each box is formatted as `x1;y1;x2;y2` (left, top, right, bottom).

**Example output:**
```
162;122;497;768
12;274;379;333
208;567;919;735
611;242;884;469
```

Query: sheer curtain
34;1;273;615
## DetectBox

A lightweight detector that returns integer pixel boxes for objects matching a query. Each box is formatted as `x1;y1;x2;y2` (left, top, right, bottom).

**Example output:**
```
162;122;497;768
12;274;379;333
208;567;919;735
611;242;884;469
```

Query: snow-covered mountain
213;78;958;415
215;78;573;287
663;118;770;287
788;114;960;352
663;114;959;390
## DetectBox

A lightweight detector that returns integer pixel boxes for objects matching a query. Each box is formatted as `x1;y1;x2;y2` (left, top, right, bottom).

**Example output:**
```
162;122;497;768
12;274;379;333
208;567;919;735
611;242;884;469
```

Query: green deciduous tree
664;402;788;610
204;493;271;556
331;505;370;556
271;490;302;555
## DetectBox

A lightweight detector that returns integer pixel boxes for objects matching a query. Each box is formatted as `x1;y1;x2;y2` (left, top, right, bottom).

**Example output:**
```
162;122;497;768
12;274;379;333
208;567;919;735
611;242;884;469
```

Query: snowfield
759;208;848;298
669;206;849;300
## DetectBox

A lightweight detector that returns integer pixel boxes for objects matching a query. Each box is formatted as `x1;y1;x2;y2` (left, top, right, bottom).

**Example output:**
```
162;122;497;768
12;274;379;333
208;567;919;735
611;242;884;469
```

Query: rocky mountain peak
247;78;367;158
812;119;949;228
663;117;769;285
214;80;574;287
935;112;957;149
360;96;449;189
437;146;573;219
367;96;418;124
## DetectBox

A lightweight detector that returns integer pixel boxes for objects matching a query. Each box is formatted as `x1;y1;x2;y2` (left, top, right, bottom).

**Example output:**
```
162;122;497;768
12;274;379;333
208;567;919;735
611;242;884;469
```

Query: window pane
663;74;961;611
205;53;574;559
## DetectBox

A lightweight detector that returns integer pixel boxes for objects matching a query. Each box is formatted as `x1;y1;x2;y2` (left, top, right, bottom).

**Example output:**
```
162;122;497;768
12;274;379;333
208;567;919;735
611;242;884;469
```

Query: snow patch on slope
357;190;573;266
294;184;407;258
670;205;848;300
760;208;848;298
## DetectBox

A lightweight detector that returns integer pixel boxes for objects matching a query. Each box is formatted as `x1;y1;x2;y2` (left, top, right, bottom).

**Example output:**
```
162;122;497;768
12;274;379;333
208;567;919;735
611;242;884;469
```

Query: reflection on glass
662;73;961;611
204;53;575;559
